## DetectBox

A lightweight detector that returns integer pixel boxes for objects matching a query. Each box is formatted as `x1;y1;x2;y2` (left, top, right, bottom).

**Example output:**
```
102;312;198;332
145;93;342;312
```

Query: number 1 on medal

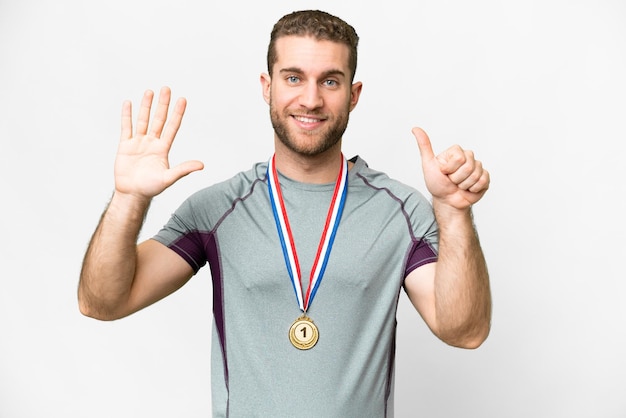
289;316;319;350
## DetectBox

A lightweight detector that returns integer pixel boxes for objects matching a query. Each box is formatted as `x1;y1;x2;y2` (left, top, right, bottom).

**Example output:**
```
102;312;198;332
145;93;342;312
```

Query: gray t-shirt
153;156;438;417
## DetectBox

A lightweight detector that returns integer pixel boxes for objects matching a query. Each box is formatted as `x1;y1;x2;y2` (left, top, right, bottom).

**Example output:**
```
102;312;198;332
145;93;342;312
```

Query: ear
349;81;363;111
260;73;271;105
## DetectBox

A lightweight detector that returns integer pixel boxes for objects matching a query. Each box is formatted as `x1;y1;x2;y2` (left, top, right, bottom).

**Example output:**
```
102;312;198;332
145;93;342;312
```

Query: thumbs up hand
412;127;489;211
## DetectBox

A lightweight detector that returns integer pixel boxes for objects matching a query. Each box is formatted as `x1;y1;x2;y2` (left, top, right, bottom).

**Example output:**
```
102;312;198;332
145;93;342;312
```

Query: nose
298;82;323;110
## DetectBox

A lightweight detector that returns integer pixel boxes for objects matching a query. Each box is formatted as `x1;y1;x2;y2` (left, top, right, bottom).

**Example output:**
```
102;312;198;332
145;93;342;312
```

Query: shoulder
172;161;269;223
187;161;268;203
349;156;428;204
349;156;436;236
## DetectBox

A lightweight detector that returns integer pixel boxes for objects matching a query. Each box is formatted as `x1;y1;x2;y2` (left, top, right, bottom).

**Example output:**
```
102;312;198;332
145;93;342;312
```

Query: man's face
261;36;362;157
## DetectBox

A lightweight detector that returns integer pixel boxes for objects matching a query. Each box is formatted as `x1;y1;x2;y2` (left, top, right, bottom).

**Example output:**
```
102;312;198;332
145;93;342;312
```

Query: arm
78;87;204;320
405;128;491;349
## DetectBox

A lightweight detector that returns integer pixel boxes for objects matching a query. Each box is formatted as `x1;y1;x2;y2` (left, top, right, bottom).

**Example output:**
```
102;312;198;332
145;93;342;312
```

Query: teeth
295;116;320;123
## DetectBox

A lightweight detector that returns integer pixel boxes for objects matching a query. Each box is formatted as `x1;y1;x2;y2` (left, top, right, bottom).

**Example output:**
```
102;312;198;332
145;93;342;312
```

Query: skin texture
78;88;200;320
266;37;356;156
260;36;362;184
404;128;491;348
78;35;491;349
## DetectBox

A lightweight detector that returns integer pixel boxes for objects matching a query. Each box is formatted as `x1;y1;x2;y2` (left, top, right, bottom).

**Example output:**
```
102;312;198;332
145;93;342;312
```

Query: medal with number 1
267;154;348;350
289;315;319;350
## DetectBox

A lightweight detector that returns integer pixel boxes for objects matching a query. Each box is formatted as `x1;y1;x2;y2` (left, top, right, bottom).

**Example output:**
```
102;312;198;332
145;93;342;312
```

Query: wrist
432;198;473;229
109;191;152;221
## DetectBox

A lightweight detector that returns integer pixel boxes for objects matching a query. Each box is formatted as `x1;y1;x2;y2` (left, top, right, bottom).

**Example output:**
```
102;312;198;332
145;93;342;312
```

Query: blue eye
323;79;338;87
287;76;300;83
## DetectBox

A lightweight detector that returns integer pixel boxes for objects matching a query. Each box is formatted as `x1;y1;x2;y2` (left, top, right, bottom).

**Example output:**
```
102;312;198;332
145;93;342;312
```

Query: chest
214;185;413;303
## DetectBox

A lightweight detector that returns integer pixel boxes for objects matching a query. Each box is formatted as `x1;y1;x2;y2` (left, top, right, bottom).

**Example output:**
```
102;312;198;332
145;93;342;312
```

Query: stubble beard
270;100;350;157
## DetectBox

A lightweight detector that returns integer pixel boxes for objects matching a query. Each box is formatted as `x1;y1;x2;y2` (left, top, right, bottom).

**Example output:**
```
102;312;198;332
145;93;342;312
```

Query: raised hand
114;87;204;200
412;127;489;210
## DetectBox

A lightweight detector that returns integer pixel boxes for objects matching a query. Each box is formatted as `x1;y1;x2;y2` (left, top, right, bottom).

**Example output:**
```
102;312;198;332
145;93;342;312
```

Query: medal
267;154;348;350
289;315;319;350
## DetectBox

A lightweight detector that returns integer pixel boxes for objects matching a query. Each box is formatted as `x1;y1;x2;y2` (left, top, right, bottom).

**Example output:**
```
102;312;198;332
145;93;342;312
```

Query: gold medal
289;315;319;350
268;155;347;351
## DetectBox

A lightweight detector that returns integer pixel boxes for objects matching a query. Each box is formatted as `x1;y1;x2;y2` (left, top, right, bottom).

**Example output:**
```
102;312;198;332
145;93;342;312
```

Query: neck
273;139;347;184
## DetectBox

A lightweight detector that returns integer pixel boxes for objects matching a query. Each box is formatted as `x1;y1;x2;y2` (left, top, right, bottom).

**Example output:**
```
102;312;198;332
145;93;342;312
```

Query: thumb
165;160;205;185
411;127;435;162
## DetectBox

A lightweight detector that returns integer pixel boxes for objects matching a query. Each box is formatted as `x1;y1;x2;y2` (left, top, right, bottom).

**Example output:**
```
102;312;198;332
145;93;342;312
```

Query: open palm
114;87;204;199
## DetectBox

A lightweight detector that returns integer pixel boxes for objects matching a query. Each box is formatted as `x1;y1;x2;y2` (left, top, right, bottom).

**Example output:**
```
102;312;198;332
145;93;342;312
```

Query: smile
293;115;325;124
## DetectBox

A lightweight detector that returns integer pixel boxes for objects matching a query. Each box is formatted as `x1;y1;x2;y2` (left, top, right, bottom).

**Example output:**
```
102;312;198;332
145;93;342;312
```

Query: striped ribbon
267;154;348;312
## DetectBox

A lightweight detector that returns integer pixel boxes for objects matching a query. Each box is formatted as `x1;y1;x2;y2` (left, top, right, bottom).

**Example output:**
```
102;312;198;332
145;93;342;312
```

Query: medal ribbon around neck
267;154;348;312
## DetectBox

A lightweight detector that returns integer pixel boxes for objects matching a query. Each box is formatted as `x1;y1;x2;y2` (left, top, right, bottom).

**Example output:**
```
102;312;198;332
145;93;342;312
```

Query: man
79;10;491;417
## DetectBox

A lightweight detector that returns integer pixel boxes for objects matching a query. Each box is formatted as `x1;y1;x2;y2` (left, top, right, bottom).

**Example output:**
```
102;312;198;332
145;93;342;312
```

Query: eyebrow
279;67;346;79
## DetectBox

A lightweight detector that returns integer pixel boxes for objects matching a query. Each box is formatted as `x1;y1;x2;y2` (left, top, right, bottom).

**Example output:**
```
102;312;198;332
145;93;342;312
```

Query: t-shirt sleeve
152;198;210;274
403;190;438;277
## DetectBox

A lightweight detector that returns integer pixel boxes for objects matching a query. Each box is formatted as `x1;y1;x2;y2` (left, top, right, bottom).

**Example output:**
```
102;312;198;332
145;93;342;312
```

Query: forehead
273;36;351;75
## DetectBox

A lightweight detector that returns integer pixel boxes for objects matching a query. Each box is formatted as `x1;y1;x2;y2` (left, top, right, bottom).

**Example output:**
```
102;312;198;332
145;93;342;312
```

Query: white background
1;0;625;417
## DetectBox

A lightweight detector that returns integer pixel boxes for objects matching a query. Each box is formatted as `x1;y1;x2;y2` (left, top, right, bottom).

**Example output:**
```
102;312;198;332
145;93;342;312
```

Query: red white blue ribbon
267;154;348;312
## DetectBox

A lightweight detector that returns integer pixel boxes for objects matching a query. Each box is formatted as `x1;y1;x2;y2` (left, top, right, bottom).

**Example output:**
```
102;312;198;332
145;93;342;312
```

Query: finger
164;160;205;186
411;127;435;162
456;159;483;190
437;145;468;175
148;86;172;138
445;149;477;184
135;89;154;136
120;100;133;140
468;168;490;194
161;97;187;144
